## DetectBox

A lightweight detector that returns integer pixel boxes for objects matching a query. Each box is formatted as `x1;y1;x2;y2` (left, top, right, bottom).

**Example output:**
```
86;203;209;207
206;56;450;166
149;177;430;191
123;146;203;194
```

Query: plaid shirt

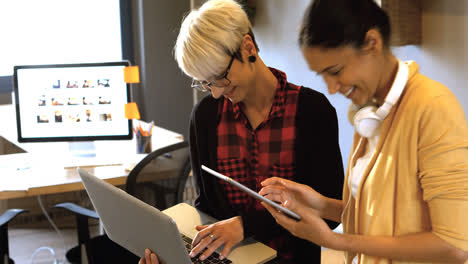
216;68;299;259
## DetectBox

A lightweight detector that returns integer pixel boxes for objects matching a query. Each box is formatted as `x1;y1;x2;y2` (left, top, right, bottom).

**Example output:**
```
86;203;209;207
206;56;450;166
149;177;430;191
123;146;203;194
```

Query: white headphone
349;60;409;138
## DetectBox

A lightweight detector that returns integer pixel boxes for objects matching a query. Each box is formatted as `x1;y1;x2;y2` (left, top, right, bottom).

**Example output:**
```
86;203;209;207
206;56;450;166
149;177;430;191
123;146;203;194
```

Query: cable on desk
31;195;66;264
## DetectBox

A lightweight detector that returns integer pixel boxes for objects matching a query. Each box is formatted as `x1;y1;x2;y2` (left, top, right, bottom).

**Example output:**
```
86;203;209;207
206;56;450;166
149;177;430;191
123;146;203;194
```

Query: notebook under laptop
78;168;277;264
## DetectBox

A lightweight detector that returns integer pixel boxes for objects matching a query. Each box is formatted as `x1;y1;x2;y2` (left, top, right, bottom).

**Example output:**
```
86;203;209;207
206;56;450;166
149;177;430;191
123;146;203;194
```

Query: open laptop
78;168;277;264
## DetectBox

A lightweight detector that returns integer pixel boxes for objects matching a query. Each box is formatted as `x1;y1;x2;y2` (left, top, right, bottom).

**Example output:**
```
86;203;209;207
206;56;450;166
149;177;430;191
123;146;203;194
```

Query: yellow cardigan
342;62;468;264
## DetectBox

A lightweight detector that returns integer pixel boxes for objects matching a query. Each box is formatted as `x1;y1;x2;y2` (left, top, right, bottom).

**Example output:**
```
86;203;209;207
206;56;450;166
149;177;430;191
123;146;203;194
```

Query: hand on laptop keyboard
140;243;232;264
189;216;243;262
182;234;232;263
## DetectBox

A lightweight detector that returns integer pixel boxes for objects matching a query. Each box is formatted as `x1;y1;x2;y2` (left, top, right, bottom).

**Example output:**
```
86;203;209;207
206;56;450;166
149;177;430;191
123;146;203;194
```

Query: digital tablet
201;165;301;221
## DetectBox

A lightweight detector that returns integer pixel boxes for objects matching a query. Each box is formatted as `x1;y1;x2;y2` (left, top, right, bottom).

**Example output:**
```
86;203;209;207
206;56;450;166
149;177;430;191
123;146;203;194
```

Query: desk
0;104;184;208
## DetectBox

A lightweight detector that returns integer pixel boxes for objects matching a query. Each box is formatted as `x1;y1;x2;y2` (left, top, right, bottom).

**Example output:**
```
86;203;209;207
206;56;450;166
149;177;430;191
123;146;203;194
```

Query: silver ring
209;234;215;240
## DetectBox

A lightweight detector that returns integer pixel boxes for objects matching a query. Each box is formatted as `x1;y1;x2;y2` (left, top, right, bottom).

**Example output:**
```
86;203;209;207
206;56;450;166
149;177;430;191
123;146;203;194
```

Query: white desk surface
0;104;184;199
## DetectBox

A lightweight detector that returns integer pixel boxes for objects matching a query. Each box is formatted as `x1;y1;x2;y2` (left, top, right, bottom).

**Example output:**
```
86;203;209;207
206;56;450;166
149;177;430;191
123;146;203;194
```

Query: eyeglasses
191;55;235;92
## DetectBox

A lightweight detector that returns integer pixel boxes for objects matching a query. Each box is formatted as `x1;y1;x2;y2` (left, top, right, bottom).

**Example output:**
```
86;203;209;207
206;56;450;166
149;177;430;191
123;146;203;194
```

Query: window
0;0;133;93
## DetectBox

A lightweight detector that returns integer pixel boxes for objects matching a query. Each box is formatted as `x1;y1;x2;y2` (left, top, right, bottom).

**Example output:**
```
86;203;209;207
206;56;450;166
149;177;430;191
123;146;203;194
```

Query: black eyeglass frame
191;55;235;92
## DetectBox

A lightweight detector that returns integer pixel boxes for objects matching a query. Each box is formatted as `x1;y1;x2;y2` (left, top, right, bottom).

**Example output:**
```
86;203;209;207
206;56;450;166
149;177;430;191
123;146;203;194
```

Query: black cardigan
189;86;344;263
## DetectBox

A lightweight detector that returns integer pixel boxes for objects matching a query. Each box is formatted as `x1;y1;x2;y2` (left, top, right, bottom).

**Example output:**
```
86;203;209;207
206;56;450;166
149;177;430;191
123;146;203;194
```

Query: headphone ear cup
353;106;381;138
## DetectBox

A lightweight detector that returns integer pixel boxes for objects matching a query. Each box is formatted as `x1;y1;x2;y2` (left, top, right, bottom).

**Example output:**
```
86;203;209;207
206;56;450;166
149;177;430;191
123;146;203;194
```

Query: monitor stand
68;141;96;158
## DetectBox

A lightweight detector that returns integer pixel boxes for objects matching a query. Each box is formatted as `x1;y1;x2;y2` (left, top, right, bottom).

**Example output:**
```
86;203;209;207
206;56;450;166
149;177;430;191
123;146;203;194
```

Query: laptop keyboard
181;234;232;264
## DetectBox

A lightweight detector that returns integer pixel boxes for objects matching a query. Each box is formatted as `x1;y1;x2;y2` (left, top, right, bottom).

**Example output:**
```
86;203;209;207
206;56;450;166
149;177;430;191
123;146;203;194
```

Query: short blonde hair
175;0;252;81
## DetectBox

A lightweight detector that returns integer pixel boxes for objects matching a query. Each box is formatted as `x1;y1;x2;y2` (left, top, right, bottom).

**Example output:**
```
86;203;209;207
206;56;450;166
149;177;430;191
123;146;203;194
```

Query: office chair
0;209;28;264
53;141;191;264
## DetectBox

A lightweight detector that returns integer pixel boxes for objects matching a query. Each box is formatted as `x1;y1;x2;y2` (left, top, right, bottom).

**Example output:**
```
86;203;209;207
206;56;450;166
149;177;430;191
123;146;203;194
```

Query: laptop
78;168;277;264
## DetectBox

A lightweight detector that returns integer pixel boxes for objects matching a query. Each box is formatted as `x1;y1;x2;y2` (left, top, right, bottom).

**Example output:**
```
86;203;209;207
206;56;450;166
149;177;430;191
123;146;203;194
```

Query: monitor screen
13;61;132;142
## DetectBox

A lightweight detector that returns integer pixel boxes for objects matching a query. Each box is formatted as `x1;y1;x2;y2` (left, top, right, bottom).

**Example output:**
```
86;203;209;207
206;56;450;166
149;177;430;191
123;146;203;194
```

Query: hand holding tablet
201;165;302;221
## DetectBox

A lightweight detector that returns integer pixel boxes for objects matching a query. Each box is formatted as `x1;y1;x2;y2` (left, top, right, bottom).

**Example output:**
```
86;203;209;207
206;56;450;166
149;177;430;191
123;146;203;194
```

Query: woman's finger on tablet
282;199;298;211
260;177;283;186
261;177;304;192
258;184;285;196
263;193;285;204
151;253;159;264
145;249;151;264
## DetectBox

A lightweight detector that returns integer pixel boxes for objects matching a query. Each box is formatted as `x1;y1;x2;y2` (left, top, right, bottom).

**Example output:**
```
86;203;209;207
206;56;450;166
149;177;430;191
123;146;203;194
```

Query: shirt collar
232;67;288;120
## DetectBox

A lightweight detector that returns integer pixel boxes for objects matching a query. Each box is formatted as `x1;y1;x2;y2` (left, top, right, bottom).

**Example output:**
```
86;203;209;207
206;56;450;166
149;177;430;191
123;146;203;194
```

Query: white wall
420;0;468;116
253;0;468;171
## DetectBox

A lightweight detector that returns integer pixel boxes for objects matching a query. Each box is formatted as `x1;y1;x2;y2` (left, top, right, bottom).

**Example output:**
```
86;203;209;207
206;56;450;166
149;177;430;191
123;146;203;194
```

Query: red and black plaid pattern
216;68;299;258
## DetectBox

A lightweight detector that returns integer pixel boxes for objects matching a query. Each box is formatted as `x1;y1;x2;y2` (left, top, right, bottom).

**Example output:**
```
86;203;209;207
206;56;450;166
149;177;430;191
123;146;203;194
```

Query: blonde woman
260;0;468;263
141;0;344;263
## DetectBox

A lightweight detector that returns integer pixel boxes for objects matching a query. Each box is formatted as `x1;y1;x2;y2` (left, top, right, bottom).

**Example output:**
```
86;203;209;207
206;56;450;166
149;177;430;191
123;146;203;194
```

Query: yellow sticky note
123;66;140;83
125;102;140;119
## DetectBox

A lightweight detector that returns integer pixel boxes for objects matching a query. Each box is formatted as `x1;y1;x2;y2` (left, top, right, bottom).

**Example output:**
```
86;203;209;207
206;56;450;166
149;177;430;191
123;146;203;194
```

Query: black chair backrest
125;141;190;204
175;156;192;203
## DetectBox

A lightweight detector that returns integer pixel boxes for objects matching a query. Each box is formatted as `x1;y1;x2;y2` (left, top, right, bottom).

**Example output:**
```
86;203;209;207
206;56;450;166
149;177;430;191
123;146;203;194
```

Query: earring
248;55;256;63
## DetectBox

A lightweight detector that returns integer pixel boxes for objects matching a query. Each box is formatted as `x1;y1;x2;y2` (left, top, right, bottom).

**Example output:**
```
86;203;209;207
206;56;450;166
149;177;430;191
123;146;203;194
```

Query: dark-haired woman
140;0;344;263
260;0;468;263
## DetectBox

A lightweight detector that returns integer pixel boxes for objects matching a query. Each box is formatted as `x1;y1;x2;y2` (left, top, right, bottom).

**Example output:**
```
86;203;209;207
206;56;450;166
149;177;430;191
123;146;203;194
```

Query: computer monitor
13;61;133;146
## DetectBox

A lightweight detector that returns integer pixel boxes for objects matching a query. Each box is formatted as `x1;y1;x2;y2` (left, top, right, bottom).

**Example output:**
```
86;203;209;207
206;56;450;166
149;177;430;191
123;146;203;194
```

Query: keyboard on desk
181;234;232;264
